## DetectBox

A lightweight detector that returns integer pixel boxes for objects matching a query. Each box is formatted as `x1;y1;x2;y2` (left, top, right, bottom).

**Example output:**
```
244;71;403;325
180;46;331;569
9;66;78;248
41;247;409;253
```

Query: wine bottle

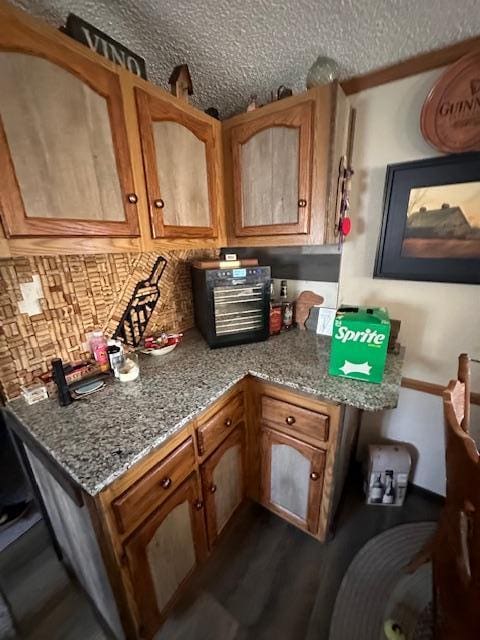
370;473;383;503
382;471;395;505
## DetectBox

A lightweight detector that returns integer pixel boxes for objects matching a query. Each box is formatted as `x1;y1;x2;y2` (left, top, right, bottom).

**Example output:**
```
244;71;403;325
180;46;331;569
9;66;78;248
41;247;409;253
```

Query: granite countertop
6;329;404;496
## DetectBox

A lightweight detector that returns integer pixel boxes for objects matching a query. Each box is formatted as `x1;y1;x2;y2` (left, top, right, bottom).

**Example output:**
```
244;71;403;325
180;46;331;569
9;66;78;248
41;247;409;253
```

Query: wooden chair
427;354;480;639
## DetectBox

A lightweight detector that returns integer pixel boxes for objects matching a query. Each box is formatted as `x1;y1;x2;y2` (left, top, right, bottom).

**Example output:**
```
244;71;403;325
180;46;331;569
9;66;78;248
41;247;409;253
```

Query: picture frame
374;153;480;284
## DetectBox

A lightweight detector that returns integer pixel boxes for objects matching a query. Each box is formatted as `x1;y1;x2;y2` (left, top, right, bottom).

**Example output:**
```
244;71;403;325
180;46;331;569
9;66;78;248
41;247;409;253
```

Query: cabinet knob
194;499;203;510
224;418;233;428
285;415;296;426
310;471;320;481
209;484;217;494
127;193;138;204
160;476;172;489
153;198;165;209
298;199;307;208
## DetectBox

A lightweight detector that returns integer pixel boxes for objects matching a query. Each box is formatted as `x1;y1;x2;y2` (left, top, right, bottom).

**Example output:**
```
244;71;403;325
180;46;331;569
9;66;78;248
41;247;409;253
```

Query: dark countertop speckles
6;329;404;496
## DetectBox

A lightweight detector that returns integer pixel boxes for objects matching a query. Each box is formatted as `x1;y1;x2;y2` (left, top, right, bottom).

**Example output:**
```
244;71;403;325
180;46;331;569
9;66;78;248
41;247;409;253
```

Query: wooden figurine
277;85;293;100
168;64;193;102
295;291;324;329
246;94;258;112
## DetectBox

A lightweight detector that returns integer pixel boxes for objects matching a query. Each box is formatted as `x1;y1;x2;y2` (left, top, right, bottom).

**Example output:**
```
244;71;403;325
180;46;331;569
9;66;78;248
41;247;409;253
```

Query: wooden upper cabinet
224;84;352;246
135;88;219;239
0;21;139;238
124;474;207;638
231;101;314;237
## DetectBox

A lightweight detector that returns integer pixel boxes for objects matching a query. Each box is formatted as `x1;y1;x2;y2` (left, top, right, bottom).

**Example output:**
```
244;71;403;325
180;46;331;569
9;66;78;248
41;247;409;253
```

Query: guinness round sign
421;51;480;153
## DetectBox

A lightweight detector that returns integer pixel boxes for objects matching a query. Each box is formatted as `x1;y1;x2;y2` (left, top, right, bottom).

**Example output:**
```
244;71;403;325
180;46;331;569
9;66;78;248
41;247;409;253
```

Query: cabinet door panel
270;442;310;520
231;100;313;237
261;427;325;533
212;442;243;532
0;53;124;223
241;126;299;227
136;88;219;239
0;42;139;237
124;475;206;637
145;499;196;614
152;121;210;228
201;426;245;547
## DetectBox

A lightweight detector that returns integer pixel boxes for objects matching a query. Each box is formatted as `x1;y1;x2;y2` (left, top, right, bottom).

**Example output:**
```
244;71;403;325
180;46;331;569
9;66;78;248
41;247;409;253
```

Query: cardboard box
364;445;411;506
329;306;391;383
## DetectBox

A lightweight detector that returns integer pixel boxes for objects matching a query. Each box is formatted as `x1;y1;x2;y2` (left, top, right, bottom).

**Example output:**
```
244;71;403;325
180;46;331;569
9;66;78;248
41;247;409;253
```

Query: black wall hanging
113;257;166;346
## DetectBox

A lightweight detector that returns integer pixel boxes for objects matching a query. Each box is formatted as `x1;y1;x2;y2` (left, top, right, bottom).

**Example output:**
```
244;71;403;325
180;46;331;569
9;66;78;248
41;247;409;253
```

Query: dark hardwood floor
0;470;441;640
157;472;441;640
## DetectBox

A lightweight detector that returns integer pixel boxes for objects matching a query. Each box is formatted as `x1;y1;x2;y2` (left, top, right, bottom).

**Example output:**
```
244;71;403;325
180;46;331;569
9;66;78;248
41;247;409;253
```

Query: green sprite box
329;306;390;384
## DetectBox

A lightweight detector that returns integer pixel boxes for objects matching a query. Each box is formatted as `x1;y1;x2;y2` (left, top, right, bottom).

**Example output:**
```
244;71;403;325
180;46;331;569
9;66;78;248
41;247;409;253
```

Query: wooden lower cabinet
89;382;352;638
201;426;245;547
123;474;207;639
260;427;326;534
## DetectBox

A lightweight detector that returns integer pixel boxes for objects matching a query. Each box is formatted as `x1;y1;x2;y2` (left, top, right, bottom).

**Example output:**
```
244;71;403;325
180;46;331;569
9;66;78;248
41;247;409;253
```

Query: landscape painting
374;154;480;284
402;181;480;258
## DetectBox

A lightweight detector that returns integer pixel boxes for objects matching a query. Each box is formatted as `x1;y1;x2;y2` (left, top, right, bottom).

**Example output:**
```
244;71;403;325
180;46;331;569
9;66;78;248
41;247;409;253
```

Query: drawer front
112;437;195;534
197;392;244;458
261;395;329;443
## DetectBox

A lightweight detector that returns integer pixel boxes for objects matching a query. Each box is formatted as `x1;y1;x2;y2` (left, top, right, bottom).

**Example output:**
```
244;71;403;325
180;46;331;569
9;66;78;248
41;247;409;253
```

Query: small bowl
140;343;178;357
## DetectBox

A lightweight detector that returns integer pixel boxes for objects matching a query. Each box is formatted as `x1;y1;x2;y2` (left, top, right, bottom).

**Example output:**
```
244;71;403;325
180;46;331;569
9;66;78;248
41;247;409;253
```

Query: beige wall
339;68;480;494
339;68;480;390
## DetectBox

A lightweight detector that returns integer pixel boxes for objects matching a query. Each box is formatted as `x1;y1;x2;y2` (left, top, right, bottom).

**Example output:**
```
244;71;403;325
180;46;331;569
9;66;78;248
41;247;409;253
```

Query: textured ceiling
12;0;480;118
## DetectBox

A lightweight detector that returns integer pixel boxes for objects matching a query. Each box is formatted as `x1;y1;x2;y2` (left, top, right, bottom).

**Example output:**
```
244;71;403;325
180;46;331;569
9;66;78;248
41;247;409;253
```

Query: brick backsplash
0;250;215;401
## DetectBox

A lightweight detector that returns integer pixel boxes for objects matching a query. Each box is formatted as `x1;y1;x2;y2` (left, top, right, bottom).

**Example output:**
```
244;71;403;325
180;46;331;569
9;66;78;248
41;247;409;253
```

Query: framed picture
374;153;480;284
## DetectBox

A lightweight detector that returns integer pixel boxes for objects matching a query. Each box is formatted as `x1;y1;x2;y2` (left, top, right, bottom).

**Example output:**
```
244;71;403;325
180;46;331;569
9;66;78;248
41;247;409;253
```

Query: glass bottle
382;471;395;505
269;280;282;336
370;473;384;503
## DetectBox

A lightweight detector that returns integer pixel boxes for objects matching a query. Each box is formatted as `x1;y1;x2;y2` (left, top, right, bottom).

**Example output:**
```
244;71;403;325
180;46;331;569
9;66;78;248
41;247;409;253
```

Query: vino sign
64;14;147;79
421;51;480;153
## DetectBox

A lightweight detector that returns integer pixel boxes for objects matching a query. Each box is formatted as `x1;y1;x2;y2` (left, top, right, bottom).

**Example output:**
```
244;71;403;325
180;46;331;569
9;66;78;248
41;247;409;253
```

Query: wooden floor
0;472;441;640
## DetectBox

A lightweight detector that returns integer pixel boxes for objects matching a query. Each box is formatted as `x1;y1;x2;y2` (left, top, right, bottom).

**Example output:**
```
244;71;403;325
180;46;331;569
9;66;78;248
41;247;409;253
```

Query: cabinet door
201;426;245;547
0;31;139;238
136;88;219;239
260;427;325;534
231;101;313;237
124;474;207;638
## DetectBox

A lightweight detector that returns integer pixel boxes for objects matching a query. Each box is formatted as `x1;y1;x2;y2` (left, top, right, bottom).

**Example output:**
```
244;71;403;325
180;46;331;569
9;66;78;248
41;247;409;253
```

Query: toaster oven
192;265;271;347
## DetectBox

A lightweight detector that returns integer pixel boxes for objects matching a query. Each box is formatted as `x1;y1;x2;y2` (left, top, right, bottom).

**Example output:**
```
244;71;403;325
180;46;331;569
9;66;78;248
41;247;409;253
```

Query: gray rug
330;522;436;640
0;589;15;640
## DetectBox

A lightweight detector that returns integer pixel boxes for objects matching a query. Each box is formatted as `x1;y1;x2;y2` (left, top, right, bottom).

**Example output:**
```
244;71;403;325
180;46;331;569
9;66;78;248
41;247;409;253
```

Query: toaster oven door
213;284;265;336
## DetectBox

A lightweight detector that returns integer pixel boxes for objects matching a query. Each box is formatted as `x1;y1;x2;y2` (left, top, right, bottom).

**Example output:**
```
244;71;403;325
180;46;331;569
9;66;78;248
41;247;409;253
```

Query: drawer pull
160;477;172;489
153;198;165;209
209;484;217;494
224;418;233;427
310;471;320;481
285;415;296;426
194;500;203;510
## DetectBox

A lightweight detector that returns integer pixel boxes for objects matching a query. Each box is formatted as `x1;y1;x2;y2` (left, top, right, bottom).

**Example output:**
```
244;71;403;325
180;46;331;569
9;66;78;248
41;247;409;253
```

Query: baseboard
408;482;445;507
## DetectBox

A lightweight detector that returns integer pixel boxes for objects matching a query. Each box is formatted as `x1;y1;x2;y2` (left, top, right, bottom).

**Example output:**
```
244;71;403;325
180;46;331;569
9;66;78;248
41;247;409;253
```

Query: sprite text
334;326;386;346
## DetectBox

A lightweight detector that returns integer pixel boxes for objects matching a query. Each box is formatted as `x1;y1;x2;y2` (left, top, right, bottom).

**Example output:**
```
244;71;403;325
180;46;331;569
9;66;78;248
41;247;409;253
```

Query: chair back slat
434;355;480;639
